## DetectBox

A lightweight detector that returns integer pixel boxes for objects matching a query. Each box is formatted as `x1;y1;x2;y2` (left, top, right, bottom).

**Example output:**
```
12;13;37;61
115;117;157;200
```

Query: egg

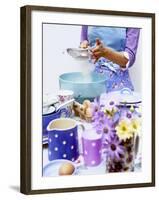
85;107;92;117
80;105;85;112
83;100;91;108
59;162;75;176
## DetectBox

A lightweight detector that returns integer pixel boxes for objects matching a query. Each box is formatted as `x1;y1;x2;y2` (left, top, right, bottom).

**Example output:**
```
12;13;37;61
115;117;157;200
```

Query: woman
80;26;140;92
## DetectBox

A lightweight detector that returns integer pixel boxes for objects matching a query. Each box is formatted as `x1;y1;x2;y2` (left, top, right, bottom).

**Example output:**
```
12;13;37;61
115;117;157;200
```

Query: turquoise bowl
59;72;107;102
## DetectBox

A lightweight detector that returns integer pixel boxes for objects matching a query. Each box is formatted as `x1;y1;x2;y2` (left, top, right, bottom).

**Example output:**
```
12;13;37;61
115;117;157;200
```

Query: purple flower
111;111;120;125
92;112;107;134
102;117;115;139
126;112;132;119
119;106;141;120
91;97;117;136
92;110;112;132
91;97;104;113
105;135;125;161
100;92;119;112
92;110;105;122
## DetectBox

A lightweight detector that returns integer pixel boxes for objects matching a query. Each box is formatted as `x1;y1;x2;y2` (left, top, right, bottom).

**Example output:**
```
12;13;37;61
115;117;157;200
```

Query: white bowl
43;159;77;177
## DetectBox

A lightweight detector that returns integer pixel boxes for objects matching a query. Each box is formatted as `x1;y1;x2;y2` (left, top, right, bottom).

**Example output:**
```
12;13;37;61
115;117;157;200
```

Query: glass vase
106;137;136;173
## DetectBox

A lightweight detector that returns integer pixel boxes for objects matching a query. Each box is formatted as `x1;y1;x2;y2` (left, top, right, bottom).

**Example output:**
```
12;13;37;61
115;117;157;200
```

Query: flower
119;107;133;120
126;111;132;119
111;110;120;125
102;119;116;140
93;120;105;134
92;112;115;136
92;97;104;113
92;110;105;122
130;118;141;135
105;135;125;160
115;119;133;141
105;100;116;111
100;93;119;116
92;96;120;121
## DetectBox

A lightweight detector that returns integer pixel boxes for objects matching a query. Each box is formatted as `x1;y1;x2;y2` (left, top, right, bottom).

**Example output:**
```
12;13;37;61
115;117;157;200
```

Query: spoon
54;98;75;112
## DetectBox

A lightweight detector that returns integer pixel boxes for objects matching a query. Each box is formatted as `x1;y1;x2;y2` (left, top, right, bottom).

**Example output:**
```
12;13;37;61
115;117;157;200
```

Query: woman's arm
91;39;129;67
91;28;140;68
124;28;140;67
81;25;88;42
80;26;89;48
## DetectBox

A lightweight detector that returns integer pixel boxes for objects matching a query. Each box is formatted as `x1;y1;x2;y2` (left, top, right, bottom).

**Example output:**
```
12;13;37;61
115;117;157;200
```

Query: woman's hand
91;38;129;67
91;39;107;62
80;40;89;49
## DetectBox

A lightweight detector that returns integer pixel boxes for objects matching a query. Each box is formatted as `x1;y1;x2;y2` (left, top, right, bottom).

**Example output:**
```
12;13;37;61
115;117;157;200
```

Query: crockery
43;159;77;177
47;118;85;161
57;89;74;104
43;106;55;115
43;108;68;140
55;98;74;112
81;129;103;167
43;94;58;114
59;72;107;103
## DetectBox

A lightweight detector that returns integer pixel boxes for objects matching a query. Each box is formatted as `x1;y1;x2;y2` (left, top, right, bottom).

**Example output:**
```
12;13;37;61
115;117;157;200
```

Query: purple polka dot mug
82;130;103;167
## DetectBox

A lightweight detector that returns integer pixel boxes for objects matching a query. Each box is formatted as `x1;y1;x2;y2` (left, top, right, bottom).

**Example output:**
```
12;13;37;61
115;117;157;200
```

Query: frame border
20;5;155;195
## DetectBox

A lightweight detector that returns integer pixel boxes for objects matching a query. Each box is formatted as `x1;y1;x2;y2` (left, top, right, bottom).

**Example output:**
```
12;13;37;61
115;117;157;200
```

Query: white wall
43;24;142;95
0;0;158;200
43;24;81;94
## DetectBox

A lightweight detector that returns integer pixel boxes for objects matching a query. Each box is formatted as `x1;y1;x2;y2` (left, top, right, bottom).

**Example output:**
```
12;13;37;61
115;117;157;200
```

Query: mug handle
59;108;69;117
76;122;85;156
77;122;85;132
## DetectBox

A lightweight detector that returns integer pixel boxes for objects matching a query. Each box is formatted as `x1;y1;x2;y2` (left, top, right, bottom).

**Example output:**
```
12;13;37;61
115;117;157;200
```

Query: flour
79;60;93;82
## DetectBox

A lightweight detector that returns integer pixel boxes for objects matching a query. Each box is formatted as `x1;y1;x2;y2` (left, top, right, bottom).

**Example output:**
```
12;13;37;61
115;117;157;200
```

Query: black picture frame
20;5;155;195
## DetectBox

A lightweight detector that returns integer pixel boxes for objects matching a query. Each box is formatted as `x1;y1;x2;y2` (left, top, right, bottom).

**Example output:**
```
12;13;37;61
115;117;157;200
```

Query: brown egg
59;162;75;176
80;105;85;112
85;107;92;117
83;100;91;108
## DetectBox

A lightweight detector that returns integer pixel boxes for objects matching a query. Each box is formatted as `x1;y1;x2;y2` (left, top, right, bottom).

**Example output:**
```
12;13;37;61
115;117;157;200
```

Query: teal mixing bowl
59;72;107;102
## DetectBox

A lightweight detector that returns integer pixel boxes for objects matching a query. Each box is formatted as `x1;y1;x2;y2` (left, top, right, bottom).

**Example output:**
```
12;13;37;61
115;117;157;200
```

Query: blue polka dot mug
43;108;68;139
47;118;85;161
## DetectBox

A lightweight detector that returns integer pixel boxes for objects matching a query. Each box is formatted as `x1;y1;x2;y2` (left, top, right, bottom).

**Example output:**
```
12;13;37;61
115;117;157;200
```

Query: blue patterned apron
88;26;134;92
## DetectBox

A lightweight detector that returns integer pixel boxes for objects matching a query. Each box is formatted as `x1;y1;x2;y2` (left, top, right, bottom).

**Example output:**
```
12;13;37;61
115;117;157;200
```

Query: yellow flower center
133;124;137;129
121;126;127;132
